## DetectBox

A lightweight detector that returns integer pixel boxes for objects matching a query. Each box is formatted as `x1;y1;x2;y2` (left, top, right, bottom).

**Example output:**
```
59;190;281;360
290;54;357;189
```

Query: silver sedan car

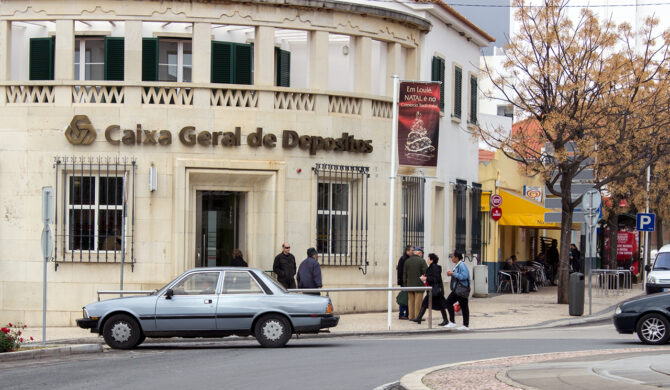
77;267;339;349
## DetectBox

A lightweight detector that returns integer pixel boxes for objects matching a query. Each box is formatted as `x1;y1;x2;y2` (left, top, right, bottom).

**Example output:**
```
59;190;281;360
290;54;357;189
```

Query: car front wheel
636;313;670;345
254;314;292;348
103;314;142;349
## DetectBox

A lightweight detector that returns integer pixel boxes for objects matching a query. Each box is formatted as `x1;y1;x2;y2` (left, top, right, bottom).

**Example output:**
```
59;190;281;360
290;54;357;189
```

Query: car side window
171;272;220;295
222;271;263;294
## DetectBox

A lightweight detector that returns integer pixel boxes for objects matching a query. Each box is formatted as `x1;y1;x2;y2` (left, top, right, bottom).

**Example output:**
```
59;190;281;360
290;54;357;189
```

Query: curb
0;344;103;363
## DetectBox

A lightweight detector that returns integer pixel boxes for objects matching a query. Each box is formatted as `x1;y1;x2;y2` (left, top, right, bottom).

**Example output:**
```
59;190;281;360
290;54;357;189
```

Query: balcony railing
1;81;393;120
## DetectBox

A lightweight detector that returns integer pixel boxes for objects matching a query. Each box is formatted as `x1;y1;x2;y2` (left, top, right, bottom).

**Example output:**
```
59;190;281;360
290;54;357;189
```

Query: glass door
195;191;242;267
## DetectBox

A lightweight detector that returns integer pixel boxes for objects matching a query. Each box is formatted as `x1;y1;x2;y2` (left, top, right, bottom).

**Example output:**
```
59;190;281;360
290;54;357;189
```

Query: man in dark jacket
403;246;428;322
273;242;297;289
396;245;413;320
547;239;559;285
569;243;581;273
297;247;322;295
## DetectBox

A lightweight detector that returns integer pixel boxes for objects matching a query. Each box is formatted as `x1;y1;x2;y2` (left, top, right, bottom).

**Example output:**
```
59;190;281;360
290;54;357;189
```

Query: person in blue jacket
443;250;470;330
297;247;322;295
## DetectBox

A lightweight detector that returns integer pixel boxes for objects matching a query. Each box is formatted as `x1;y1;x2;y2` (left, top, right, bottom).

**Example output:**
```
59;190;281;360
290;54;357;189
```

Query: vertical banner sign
398;82;441;174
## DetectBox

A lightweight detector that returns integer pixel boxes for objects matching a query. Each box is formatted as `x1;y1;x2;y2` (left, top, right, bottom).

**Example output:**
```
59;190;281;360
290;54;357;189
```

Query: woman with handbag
410;253;449;325
444;250;470;330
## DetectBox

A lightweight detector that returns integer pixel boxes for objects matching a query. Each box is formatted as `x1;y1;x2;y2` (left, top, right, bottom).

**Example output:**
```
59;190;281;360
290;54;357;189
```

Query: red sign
490;194;503;207
398;82;441;168
604;230;639;261
491;207;502;221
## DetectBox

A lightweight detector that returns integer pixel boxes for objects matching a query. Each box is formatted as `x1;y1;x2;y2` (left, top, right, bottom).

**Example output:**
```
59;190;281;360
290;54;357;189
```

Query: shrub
0;322;32;353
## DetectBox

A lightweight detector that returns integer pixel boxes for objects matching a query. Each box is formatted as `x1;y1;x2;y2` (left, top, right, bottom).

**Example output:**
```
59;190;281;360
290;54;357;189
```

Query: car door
216;270;267;330
155;271;220;331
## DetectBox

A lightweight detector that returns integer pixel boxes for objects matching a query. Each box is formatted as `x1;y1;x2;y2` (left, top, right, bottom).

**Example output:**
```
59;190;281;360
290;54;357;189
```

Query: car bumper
76;318;99;333
612;313;637;334
647;283;670;291
321;315;340;328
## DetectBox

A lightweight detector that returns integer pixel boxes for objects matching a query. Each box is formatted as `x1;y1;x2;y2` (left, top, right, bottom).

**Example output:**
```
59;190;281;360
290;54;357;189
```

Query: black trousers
445;291;469;327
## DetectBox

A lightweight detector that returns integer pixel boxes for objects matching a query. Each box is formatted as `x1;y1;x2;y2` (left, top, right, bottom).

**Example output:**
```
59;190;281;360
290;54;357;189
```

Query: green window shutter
104;37;125;81
233;43;253;85
431;56;445;111
470;75;478;124
142;38;158;82
275;48;290;87
211;41;233;84
29;37;55;80
454;66;462;119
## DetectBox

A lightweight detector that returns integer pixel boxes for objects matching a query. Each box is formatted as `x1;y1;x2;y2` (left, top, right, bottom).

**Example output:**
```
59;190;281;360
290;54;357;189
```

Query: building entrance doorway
195;191;244;267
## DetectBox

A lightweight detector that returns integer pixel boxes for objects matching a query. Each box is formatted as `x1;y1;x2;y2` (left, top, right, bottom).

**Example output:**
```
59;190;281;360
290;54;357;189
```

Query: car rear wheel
636;313;670;345
103;314;142;350
254;314;292;348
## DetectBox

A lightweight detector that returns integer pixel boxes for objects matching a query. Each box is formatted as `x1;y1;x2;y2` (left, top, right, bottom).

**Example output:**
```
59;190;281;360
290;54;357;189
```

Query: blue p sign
636;213;655;232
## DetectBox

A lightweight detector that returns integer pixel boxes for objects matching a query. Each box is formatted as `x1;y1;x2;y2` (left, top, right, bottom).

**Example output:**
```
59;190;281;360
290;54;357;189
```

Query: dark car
612;292;670;344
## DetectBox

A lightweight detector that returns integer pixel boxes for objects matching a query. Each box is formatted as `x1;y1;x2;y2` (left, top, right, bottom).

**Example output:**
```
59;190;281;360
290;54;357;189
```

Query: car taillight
327;303;333;314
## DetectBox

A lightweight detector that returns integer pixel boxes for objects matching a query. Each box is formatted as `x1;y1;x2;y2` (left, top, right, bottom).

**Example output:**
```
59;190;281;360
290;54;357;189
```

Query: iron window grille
313;164;369;266
470;182;482;259
454;179;467;253
401;176;425;251
53;157;136;267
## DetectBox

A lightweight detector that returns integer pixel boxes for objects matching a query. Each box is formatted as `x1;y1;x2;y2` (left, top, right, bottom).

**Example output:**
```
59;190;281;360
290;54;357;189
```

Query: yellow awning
497;189;563;229
481;192;491;212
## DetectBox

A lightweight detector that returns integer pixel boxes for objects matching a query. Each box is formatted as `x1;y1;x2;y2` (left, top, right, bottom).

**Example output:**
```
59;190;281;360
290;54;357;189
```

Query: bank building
0;0;493;326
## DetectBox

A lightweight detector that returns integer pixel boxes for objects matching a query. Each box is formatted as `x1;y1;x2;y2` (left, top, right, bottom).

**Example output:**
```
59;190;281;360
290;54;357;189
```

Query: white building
0;0;492;327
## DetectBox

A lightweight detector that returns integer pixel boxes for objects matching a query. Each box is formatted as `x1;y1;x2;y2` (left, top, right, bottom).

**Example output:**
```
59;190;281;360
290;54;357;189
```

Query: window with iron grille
53;157;136;266
470;182;482;258
313;164;369;266
401;176;425;251
454;179;467;253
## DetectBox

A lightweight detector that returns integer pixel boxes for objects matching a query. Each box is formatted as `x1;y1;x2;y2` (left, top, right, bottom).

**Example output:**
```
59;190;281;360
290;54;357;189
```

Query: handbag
454;279;470;299
396;290;408;306
431;283;443;297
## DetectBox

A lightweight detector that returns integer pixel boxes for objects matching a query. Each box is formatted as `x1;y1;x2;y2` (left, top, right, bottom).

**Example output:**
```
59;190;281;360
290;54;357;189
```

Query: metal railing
591;269;633;296
97;286;436;328
289;286;434;329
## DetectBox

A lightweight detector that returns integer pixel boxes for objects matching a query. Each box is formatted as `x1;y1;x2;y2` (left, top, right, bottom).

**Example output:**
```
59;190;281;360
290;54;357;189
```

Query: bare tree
477;0;670;303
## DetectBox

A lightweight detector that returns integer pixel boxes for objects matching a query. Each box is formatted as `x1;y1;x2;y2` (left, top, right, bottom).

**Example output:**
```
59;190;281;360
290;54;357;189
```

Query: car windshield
652;253;670;270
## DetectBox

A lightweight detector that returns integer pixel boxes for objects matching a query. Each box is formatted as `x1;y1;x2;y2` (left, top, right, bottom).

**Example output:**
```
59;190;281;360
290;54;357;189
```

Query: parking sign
636;213;655;232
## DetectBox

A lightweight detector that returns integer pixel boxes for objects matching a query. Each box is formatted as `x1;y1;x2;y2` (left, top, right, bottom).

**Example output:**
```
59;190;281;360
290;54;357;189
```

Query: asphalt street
0;323;657;390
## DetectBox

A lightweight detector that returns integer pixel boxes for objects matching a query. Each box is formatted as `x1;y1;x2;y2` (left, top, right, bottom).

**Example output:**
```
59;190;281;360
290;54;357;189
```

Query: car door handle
204;299;213;304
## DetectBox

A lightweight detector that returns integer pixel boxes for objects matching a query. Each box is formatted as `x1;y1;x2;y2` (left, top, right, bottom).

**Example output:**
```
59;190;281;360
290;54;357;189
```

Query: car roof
185;267;259;271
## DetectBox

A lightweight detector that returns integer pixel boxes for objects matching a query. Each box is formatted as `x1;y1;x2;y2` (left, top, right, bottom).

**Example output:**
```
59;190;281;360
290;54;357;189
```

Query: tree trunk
606;204;618;270
557;176;574;304
657;216;664;250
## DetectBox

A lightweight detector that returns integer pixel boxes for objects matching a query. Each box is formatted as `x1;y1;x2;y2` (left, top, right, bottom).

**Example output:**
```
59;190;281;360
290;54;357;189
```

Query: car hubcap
262;320;283;341
642;318;665;342
111;322;132;343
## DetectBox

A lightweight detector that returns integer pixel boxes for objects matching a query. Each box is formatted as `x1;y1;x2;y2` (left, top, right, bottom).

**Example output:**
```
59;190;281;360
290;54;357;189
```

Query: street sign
581;189;601;211
636;213;656;232
490;194;502;207
491;207;502;221
41;226;53;259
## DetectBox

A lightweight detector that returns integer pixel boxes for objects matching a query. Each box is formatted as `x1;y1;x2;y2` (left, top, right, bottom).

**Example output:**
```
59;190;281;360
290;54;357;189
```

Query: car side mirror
165;288;174;300
645;265;651;272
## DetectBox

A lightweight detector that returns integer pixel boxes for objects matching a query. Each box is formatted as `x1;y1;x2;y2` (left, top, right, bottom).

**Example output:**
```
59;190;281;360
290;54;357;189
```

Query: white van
645;244;670;294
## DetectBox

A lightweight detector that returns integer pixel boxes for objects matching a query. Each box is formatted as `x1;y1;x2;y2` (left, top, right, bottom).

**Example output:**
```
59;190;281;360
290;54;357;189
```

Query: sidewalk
19;284;642;344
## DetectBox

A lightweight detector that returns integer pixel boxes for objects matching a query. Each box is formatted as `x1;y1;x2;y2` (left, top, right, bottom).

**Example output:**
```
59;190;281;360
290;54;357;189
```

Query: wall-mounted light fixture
149;163;157;192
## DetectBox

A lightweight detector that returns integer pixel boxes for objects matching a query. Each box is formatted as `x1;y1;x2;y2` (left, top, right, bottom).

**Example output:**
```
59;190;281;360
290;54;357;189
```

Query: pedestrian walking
547;239;559;285
297;247;322;295
396;245;413;320
444;251;470;330
273;242;297;289
411;253;449;325
404;246;428;322
230;249;248;267
569;243;581;273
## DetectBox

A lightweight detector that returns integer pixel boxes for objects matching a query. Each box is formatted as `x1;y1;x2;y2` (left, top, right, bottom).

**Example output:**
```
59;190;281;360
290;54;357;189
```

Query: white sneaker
456;325;470;331
443;322;458;329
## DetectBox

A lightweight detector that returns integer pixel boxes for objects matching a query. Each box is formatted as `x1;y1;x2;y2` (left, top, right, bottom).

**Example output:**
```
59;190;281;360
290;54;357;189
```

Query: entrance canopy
497;189;575;230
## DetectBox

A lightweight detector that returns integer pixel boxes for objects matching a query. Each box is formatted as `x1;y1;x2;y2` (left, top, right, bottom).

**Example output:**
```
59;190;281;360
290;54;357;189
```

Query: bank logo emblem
65;115;97;145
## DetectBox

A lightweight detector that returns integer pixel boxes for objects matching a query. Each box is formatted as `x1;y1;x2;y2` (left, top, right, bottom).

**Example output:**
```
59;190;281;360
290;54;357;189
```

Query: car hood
620;291;670;308
85;295;156;312
649;269;670;277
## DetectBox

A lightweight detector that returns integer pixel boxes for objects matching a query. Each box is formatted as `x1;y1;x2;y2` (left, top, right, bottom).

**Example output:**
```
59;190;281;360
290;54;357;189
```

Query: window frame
157;38;192;83
317;182;350;256
431;55;445;113
468;72;478;125
451;64;463;121
74;37;106;81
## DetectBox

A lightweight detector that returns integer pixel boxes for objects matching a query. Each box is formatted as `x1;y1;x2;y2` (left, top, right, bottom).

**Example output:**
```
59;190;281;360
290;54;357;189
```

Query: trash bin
569;272;585;316
473;265;488;298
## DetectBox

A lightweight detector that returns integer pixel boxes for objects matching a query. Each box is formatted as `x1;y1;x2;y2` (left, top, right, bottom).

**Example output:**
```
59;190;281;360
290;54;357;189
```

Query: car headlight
648;276;657;284
615;305;622;315
83;307;90;319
